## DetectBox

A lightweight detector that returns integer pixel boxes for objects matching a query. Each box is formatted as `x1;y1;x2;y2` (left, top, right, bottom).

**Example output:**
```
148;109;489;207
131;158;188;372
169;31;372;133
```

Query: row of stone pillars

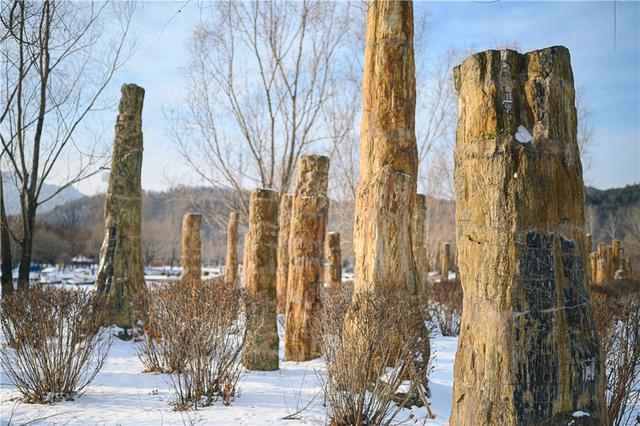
589;236;632;283
97;1;603;422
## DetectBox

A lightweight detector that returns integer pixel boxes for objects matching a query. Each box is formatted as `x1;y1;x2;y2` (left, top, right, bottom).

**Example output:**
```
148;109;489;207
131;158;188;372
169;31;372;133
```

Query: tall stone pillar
440;242;451;283
589;252;597;284
353;0;418;295
276;195;293;314
451;47;603;425
224;211;239;285
96;84;147;327
326;232;342;288
180;213;202;284
585;233;592;253
284;155;329;361
242;189;279;371
412;194;427;287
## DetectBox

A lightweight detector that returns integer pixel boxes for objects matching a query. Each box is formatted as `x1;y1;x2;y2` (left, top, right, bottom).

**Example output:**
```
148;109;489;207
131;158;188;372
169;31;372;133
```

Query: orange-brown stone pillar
225;211;239;285
353;0;418;296
326;232;342;289
242;189;279;371
284;155;329;361
180;213;202;283
451;47;603;425
276;195;292;314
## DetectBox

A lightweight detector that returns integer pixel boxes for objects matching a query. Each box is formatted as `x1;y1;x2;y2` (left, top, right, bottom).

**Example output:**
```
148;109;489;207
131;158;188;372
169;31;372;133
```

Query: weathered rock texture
451;47;603;425
180;213;202;284
276;195;293;314
353;0;418;295
95;84;147;327
285;155;329;361
326;232;342;288
591;239;632;283
440;242;451;283
242;189;279;371
225;211;239;285
412;194;427;287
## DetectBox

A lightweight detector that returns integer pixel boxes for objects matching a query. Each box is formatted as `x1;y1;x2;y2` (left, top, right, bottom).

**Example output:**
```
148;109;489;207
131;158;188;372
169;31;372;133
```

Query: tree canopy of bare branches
0;0;134;288
170;0;355;222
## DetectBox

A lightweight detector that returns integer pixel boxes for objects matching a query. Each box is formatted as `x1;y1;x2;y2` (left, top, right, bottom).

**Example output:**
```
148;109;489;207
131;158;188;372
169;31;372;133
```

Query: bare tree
170;0;355;224
0;1;134;288
604;210;621;241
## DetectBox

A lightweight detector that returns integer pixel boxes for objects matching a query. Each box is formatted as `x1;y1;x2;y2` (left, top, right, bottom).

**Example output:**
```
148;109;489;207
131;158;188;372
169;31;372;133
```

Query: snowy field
1;320;457;425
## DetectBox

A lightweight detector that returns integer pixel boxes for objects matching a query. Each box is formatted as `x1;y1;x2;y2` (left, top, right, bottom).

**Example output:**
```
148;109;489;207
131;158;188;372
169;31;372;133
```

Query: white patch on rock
572;411;590;418
513;172;518;179
515;125;533;143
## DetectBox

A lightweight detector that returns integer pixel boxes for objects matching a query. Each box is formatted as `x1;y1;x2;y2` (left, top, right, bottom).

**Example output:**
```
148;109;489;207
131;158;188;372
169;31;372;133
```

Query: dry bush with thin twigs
591;283;640;425
0;286;111;403
136;278;246;410
425;279;463;337
319;286;434;426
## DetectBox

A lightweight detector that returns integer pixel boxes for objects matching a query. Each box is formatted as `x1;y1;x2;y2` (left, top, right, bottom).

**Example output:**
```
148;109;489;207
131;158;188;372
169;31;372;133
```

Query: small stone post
180;213;202;284
326;232;342;288
595;242;609;283
285;155;329;361
451;47;603;424
412;194;427;287
224;212;239;285
276;195;293;314
440;242;450;283
242;189;279;371
95;84;147;327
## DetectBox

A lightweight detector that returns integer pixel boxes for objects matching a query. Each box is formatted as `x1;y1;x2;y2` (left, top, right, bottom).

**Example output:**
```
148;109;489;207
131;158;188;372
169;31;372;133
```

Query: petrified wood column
440;242;450;283
594;242;609;284
95;84;147;327
276;195;292;314
353;0;418;295
285;155;329;361
412;194;427;287
180;213;202;283
242;189;279;371
326;232;342;288
452;47;603;425
224;211;239;285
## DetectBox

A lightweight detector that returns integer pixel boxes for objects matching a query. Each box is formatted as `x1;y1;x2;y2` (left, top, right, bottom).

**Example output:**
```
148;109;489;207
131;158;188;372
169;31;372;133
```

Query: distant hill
2;174;85;215
6;183;639;273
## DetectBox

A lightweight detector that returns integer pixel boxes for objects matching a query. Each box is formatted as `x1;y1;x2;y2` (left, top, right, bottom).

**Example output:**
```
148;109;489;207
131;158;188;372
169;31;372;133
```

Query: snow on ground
1;322;456;425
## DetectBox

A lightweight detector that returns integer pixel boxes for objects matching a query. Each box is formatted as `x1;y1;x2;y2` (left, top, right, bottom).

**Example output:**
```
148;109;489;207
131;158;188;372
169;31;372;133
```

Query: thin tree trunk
0;173;14;296
17;203;35;290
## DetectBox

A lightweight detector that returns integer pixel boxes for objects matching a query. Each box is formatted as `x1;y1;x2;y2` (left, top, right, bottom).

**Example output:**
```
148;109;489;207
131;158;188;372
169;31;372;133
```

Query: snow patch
515;125;532;143
572;410;590;418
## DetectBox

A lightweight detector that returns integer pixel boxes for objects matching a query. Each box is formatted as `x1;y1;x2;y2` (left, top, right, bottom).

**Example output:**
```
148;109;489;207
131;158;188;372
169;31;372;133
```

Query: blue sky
76;0;639;194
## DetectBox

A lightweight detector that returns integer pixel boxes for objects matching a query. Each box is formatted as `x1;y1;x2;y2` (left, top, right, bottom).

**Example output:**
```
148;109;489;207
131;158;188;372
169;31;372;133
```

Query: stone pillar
353;0;418;295
276;195;293;314
412;194;427;287
95;84;147;327
440;242;451;283
242;189;279;371
224;212;239;285
451;47;603;425
595;242;609;284
285;155;329;361
589;252;597;284
326;232;342;288
611;239;621;272
180;213;202;283
585;233;592;253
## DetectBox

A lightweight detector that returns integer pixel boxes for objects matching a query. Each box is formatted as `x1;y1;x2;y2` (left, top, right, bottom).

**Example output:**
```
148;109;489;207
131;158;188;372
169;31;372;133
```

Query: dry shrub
136;278;245;410
319;286;433;426
0;286;111;403
426;279;463;336
592;284;640;426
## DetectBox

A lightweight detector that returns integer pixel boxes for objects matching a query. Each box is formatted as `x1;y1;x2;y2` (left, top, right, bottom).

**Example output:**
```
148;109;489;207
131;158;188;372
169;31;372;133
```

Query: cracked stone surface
243;189;279;371
95;84;147;327
451;47;603;425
